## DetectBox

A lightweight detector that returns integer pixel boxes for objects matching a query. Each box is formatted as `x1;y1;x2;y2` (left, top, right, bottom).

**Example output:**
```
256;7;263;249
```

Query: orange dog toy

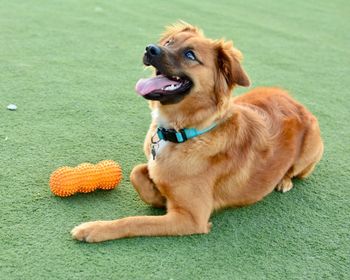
49;160;122;197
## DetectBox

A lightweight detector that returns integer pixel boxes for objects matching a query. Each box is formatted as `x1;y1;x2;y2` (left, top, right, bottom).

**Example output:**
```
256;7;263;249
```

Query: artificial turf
1;0;349;279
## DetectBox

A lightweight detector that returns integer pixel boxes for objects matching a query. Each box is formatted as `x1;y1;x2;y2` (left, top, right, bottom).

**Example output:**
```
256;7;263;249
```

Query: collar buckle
157;128;186;143
155;122;217;144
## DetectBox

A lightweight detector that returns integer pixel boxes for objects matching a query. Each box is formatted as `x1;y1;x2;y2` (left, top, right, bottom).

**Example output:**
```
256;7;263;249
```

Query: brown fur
71;22;323;242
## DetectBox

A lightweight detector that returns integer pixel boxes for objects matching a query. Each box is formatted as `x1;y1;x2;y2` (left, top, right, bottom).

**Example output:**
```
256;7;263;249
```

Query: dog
71;22;323;242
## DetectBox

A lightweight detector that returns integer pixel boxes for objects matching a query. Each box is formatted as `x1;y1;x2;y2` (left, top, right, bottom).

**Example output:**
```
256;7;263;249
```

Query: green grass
1;0;349;279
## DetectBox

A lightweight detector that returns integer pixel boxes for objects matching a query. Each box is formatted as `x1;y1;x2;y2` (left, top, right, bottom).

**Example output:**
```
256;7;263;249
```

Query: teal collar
154;122;217;144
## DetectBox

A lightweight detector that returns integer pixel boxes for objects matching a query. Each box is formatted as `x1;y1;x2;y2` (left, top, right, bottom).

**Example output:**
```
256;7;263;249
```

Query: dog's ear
159;21;203;43
214;40;250;94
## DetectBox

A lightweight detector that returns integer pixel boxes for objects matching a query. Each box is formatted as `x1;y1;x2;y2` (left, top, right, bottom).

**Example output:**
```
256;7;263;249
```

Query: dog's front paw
71;221;109;243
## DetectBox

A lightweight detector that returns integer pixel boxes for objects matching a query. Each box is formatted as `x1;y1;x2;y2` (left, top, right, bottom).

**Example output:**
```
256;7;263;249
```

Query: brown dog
71;22;323;242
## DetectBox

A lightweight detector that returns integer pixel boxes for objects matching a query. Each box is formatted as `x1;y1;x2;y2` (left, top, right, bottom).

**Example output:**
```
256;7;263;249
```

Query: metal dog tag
151;143;159;160
151;130;161;160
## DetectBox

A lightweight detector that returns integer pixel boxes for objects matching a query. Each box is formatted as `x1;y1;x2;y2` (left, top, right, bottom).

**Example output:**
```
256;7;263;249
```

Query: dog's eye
184;50;196;61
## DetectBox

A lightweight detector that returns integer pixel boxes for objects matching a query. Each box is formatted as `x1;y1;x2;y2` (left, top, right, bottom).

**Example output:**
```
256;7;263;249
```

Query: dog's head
135;22;250;107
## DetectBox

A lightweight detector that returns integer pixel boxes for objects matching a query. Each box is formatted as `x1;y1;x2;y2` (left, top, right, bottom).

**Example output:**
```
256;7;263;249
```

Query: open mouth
135;69;193;102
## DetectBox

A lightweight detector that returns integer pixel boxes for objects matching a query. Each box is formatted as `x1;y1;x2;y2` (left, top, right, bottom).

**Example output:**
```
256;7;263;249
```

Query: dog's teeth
164;84;181;91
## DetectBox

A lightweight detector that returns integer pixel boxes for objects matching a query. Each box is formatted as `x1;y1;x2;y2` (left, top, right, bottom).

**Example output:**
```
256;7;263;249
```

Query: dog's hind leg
130;164;166;208
276;174;294;193
276;117;323;193
292;117;324;180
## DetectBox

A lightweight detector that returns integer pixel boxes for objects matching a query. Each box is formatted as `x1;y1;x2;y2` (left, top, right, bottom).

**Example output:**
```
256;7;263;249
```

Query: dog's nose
145;44;161;56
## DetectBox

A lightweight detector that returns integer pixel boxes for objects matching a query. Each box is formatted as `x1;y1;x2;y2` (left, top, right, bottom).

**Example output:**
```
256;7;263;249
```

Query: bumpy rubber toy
49;160;122;197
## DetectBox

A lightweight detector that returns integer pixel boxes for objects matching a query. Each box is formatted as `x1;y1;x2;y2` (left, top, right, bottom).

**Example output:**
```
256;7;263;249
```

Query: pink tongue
135;75;180;96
